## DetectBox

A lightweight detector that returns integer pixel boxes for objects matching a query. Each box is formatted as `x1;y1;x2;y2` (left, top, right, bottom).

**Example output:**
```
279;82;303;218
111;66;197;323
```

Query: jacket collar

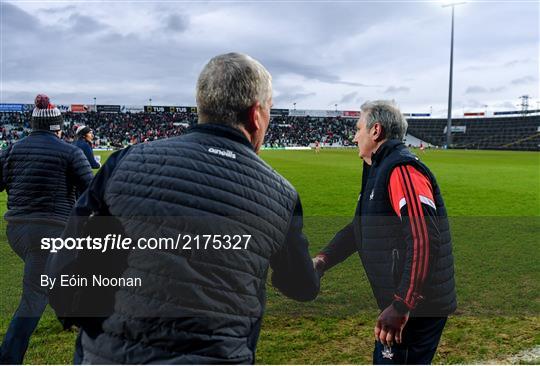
371;139;403;166
77;138;92;146
30;130;59;138
187;123;254;151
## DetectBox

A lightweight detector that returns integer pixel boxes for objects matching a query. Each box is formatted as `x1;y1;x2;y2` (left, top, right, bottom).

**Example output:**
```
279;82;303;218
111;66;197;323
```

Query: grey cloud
268;59;378;87
461;65;488;72
44;5;77;14
3;86;195;106
462;60;535;72
493;101;517;110
356;97;367;105
273;91;317;106
326;3;422;34
463;100;486;108
68;13;109;33
136;91;195;106
511;76;536;85
465;86;507;94
504;59;535;68
1;2;39;31
1;91;38;104
338;92;358;104
164;14;189;32
339;80;376;87
228;2;417;44
384;86;410;94
466;86;487;94
1;4;197;103
2;1;537;110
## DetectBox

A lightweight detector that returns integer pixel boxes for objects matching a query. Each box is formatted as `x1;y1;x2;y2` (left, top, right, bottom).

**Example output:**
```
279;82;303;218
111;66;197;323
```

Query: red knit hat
31;94;63;131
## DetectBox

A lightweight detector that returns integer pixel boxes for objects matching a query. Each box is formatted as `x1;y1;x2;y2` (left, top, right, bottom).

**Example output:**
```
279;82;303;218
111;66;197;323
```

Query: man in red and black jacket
313;100;456;364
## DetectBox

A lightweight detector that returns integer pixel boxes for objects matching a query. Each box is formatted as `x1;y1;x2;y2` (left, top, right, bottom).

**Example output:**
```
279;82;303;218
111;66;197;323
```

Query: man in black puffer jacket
48;53;320;364
313;100;456;364
0;94;93;364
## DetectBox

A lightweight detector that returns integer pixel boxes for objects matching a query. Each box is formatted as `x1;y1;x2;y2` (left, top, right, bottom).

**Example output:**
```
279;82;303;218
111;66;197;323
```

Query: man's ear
246;102;261;133
373;123;385;142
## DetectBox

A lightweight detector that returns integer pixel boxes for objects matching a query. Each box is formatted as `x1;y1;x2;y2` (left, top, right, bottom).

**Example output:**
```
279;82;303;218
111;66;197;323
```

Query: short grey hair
360;100;408;140
196;52;272;126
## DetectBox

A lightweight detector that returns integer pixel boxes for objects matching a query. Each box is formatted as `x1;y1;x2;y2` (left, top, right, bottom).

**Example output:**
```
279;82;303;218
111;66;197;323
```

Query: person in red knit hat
0;95;93;364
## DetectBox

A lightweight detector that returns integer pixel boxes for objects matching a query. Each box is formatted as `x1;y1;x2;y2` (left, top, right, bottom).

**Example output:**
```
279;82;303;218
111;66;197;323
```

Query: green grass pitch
0;148;539;364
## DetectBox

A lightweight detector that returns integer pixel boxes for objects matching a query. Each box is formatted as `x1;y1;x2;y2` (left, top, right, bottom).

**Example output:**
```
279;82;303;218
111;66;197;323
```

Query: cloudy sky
2;0;538;116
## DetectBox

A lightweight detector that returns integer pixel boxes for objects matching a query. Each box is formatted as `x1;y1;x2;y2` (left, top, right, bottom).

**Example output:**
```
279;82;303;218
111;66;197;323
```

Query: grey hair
196;52;272;126
360;100;408;140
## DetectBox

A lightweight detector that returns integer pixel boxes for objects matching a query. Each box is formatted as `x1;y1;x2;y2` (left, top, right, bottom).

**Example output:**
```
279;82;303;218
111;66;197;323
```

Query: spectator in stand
74;125;101;169
1;110;357;148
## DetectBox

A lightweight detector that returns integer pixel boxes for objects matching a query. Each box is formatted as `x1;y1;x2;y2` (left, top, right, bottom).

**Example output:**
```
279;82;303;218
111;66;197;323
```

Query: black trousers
0;223;63;364
373;317;447;365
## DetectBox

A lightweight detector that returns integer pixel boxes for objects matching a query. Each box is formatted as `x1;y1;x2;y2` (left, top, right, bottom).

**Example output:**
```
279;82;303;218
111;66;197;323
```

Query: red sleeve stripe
402;166;427;305
403;166;430;284
398;166;422;307
398;166;430;307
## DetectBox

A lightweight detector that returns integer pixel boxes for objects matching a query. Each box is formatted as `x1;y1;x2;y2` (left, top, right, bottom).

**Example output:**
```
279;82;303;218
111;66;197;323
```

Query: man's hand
374;304;409;346
312;255;326;277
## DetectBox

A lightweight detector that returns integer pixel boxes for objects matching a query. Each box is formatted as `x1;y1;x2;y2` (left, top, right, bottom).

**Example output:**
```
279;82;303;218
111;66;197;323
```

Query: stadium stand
1;110;538;151
0;111;357;148
407;115;540;151
1;111;197;148
264;116;356;147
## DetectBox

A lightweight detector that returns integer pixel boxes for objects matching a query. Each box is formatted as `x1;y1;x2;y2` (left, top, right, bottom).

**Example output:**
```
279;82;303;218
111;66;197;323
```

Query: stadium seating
407;115;540;151
1;111;538;151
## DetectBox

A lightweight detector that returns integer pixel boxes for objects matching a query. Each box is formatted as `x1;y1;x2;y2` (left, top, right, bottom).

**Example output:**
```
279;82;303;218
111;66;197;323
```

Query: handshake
311;254;327;277
311;252;410;349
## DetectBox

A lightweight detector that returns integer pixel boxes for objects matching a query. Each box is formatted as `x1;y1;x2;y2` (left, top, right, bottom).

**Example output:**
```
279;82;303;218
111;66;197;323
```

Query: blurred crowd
0;111;357;148
265;115;356;147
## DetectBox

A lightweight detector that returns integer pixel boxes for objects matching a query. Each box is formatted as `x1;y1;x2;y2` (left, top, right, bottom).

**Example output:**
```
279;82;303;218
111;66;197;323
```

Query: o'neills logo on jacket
208;147;237;159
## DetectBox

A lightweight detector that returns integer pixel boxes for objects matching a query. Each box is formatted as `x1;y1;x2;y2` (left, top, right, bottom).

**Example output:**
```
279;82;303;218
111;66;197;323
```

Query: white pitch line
506;345;540;364
484;345;540;364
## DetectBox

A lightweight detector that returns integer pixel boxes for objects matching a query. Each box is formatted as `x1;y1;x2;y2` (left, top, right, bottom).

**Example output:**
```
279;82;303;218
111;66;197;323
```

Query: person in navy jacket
74;125;101;169
0;94;92;364
47;53;320;364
